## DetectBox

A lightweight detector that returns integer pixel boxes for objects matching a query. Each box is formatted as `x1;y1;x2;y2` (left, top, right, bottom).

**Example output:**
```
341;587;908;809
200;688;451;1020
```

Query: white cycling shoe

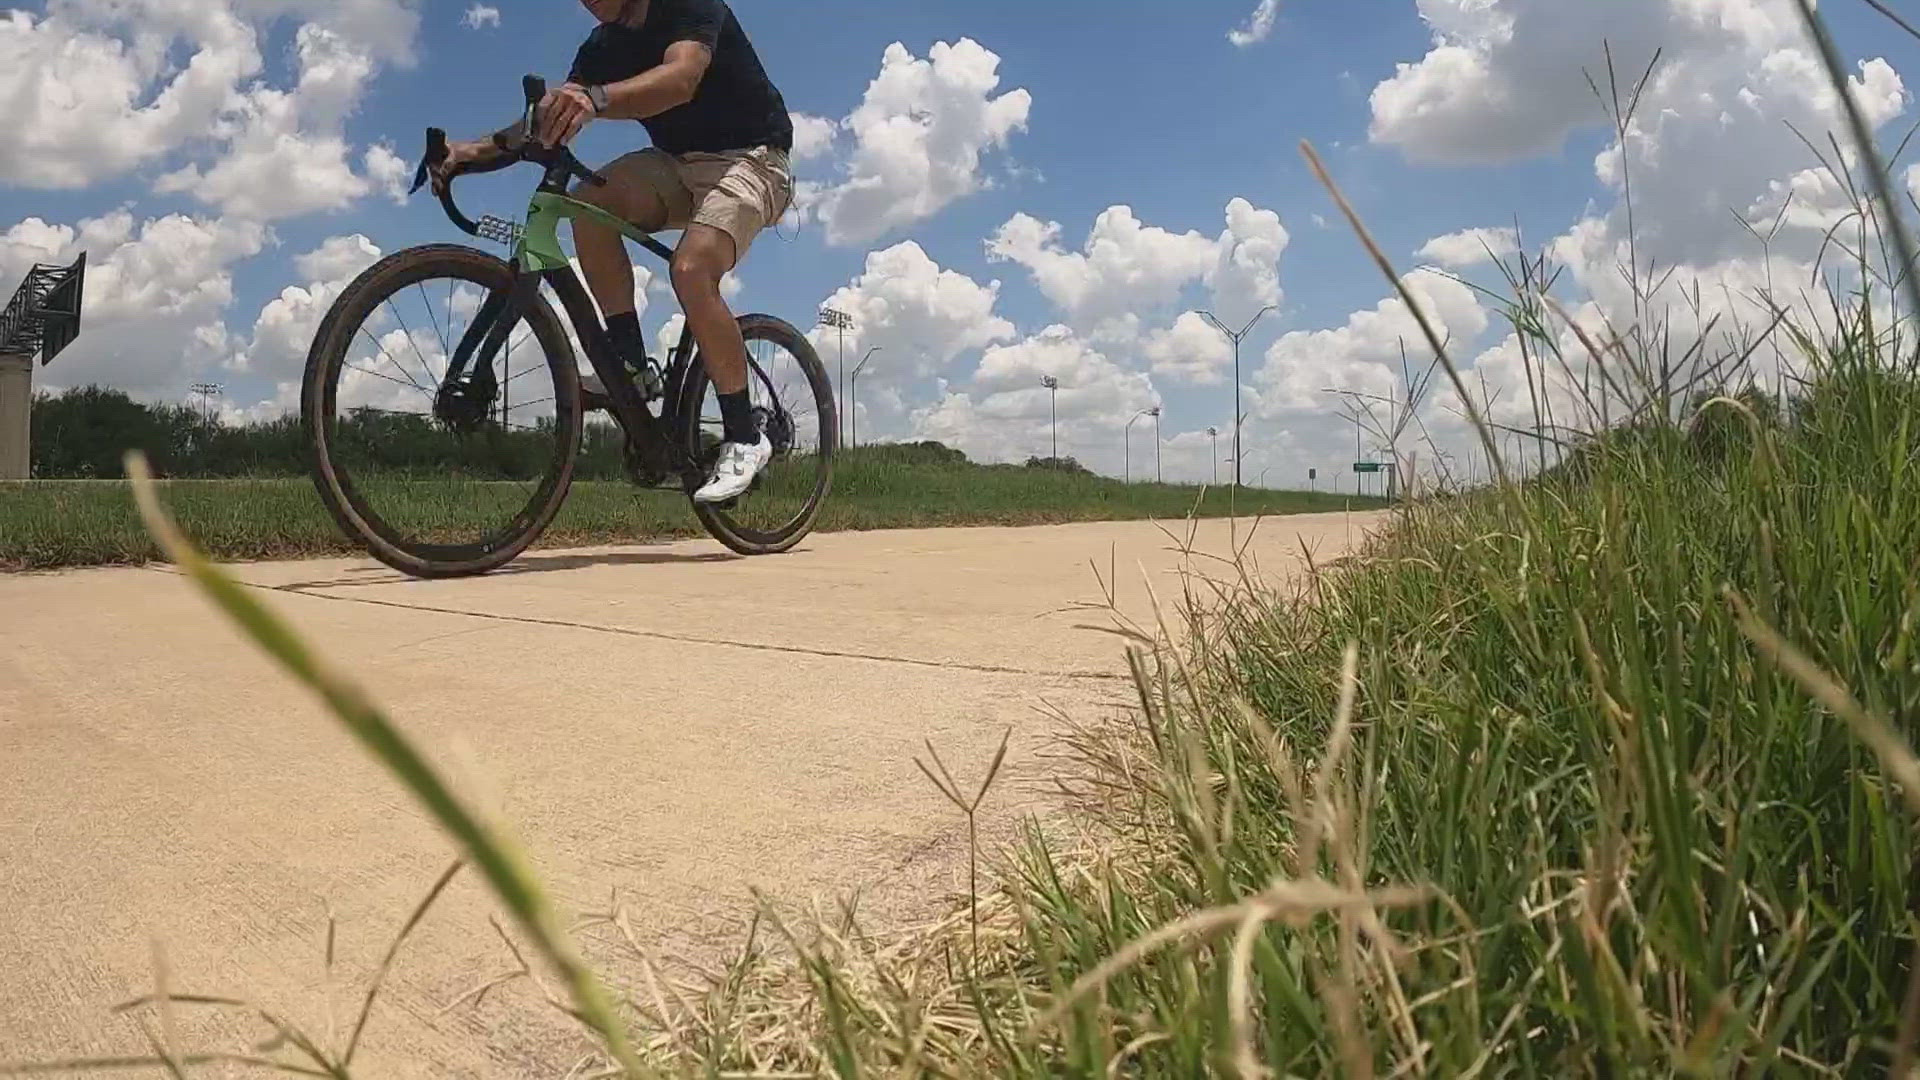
694;436;772;504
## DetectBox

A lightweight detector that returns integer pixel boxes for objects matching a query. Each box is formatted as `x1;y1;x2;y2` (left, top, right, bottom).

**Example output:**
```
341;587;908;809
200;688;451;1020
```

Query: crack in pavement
147;567;1133;683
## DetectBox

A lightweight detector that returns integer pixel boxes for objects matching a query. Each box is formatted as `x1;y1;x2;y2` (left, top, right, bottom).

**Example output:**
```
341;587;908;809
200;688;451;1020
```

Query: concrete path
0;513;1381;1075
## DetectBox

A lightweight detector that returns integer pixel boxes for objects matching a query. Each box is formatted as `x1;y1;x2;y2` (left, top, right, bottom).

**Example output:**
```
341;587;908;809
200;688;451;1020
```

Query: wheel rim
691;327;830;543
317;262;574;562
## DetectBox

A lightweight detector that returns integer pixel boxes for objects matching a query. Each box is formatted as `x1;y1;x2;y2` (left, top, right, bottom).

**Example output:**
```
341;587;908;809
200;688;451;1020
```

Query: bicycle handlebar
408;75;609;239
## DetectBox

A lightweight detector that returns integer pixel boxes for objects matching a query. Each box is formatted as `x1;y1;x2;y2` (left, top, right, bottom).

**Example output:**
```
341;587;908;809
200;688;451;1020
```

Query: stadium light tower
819;306;854;447
0;253;86;480
189;383;223;424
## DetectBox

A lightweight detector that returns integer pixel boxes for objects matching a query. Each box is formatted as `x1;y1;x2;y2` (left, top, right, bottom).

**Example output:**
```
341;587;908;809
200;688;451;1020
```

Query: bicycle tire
302;244;583;578
678;313;836;556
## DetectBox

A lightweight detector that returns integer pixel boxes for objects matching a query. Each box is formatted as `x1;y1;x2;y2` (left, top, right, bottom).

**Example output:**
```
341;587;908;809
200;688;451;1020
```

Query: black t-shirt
568;0;793;156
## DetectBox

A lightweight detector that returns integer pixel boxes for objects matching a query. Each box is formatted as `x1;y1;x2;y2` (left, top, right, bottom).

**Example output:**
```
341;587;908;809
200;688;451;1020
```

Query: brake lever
411;127;449;195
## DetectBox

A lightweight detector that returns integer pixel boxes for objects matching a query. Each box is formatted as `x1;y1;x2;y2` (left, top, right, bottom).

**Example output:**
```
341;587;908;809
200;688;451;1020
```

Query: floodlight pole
820;307;854;448
190;383;223;425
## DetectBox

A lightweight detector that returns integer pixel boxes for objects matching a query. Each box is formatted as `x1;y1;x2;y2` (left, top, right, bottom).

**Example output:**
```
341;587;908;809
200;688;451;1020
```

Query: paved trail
0;513;1381;1075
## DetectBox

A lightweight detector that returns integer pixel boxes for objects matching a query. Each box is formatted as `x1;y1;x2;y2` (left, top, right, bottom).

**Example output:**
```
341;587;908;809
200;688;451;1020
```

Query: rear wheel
302;244;582;578
677;313;836;555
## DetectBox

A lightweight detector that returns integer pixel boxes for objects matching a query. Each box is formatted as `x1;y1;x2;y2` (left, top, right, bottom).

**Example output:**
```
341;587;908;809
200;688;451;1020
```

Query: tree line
27;386;635;481
25;385;1087;480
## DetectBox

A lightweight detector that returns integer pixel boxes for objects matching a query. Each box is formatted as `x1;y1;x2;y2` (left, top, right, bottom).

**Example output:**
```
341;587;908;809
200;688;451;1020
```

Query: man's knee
669;238;730;299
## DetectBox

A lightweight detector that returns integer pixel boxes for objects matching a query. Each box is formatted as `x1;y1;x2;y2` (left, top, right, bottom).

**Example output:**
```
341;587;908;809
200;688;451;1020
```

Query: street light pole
1207;425;1219;486
1040;375;1059;461
1125;406;1159;484
1198;305;1275;492
820;307;854;448
849;346;880;449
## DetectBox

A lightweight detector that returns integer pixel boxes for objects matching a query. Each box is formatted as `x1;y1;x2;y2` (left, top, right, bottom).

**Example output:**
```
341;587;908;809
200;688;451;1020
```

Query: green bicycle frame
515;191;675;273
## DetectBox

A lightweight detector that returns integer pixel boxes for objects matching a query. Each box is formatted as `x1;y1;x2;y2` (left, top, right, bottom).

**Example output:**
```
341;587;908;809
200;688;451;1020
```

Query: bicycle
301;75;836;579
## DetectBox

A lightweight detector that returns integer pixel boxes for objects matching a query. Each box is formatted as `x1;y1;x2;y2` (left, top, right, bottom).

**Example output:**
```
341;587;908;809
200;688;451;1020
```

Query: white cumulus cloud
234;235;383;376
0;210;267;393
1229;0;1281;47
154;24;381;221
987;206;1219;342
1255;269;1487;415
1417;226;1520;269
912;325;1160;465
789;113;840;163
0;0;418;196
808;39;1033;247
462;4;500;30
1145;311;1237;385
811;241;1017;385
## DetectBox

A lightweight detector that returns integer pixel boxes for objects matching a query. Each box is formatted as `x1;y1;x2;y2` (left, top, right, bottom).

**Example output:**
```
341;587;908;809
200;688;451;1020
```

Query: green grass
624;303;1920;1077
0;445;1375;571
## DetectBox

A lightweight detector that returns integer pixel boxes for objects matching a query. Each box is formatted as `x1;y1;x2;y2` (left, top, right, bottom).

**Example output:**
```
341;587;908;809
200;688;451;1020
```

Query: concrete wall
0;352;31;480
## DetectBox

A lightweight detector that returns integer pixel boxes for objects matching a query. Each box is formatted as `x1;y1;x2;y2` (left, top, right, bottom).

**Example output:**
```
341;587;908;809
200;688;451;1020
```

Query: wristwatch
584;84;611;114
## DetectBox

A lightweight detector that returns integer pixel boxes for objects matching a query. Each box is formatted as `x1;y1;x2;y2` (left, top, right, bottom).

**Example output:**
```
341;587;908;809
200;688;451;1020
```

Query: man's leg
675;223;770;502
671;224;748;396
570;152;687;369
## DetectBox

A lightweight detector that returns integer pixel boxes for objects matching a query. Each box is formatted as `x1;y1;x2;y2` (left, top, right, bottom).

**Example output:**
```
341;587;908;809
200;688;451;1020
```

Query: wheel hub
756;405;793;457
435;378;495;435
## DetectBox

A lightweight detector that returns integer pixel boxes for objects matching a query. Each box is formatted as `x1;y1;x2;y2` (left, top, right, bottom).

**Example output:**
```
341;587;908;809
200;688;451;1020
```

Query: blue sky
1;0;1910;486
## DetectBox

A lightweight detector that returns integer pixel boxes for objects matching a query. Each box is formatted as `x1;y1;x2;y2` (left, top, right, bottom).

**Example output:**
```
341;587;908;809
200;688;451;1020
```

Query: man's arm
598;40;712;119
539;41;711;146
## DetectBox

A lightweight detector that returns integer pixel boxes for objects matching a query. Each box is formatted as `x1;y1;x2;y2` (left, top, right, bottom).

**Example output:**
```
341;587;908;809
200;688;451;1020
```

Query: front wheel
302;244;583;578
678;313;836;556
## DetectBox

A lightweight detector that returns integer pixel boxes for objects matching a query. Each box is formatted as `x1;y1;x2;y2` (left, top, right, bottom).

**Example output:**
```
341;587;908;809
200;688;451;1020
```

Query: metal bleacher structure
0;253;86;480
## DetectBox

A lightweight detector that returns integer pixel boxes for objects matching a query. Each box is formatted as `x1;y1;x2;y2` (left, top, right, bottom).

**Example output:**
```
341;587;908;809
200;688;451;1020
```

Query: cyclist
433;0;795;504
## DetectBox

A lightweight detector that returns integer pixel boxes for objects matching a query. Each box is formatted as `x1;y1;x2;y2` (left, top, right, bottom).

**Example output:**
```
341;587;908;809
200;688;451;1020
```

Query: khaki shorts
600;145;793;260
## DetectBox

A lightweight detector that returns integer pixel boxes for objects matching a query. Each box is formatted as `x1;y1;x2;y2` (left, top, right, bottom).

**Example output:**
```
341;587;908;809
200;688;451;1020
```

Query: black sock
605;311;644;364
718;390;758;444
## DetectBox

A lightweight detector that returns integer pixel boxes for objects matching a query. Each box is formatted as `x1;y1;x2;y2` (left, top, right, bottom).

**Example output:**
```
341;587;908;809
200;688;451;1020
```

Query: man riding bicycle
432;0;795;504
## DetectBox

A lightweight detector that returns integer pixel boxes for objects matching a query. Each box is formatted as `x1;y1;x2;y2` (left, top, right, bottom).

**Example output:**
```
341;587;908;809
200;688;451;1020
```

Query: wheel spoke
418;281;449;357
383;297;443;391
353;326;435;398
345;359;433;398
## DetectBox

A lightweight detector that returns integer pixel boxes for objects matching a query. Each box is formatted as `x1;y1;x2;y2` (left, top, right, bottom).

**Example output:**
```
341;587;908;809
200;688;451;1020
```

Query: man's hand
430;139;500;196
537;83;596;147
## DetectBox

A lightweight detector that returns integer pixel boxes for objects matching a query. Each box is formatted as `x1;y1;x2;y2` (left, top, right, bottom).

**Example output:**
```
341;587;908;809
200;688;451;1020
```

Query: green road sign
1353;461;1382;474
